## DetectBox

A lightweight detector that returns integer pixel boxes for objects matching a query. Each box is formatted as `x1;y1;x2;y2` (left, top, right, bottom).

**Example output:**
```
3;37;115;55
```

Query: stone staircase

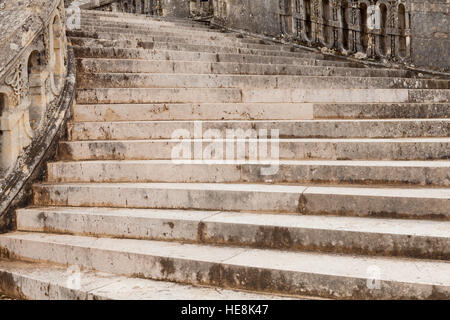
0;9;449;299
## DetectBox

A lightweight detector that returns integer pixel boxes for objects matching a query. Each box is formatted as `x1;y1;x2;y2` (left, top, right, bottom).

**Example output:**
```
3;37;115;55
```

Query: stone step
72;103;450;122
16;207;450;259
76;88;242;104
75;88;450;104
314;103;450;119
76;58;414;78
69;32;332;61
242;89;450;103
80;10;215;30
31;182;450;219
72;46;363;68
72;102;315;121
69;37;352;66
46;160;450;186
67;119;450;140
0;259;288;300
73;24;275;47
79;13;228;27
57;138;450;161
68;29;296;54
68;27;312;55
71;30;262;51
1;232;449;299
78;18;245;37
76;73;448;90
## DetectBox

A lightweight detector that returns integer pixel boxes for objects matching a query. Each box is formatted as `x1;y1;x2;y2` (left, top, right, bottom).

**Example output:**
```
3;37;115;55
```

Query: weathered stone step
17;207;450;259
46;160;450;186
71;32;263;54
80;10;216;30
76;73;448;90
31;183;450;219
72;46;362;68
68;28;312;60
70;37;351;65
72;103;450;122
1;232;449;299
0;259;287;300
75;23;269;46
78;18;243;36
242;89;450;103
72;102;315;121
57;138;450;161
314;103;450;119
76;58;413;78
75;88;450;104
76;88;242;104
71;37;316;63
68;29;292;54
69;31;331;61
68;119;450;140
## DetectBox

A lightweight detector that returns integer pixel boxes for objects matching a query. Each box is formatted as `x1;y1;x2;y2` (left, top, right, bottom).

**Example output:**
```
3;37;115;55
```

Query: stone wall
204;0;448;71
408;0;449;71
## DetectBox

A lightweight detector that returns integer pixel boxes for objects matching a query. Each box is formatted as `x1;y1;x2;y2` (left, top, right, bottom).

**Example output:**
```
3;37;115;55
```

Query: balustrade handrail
0;0;74;232
0;0;68;172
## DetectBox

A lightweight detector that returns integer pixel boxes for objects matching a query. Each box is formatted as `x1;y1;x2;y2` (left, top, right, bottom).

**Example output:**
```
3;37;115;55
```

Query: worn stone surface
0;258;290;300
408;0;449;71
46;160;450;186
0;8;449;300
1;232;450;299
57;138;450;161
15;206;450;259
30;182;450;219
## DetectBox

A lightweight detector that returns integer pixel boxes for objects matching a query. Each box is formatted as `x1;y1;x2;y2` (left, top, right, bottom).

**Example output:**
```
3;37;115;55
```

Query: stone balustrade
210;0;412;62
276;0;411;61
0;0;68;173
84;0;165;15
83;0;412;62
190;0;214;18
0;0;75;231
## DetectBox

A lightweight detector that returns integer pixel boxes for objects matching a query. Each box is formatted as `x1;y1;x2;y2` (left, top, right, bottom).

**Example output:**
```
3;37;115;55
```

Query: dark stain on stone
0;271;27;300
197;222;206;243
0;248;13;260
56;142;72;160
255;226;293;249
137;41;154;49
298;193;308;213
37;212;47;222
196;271;203;283
159;258;176;277
207;264;223;286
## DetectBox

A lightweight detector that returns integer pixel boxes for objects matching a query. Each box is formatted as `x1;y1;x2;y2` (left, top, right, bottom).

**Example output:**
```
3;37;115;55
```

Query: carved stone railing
190;0;214;19
208;0;411;62
82;0;190;18
83;0;164;15
0;0;75;232
278;0;411;61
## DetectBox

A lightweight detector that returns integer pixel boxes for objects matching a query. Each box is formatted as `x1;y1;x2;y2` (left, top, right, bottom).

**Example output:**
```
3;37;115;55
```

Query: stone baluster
0;0;68;173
